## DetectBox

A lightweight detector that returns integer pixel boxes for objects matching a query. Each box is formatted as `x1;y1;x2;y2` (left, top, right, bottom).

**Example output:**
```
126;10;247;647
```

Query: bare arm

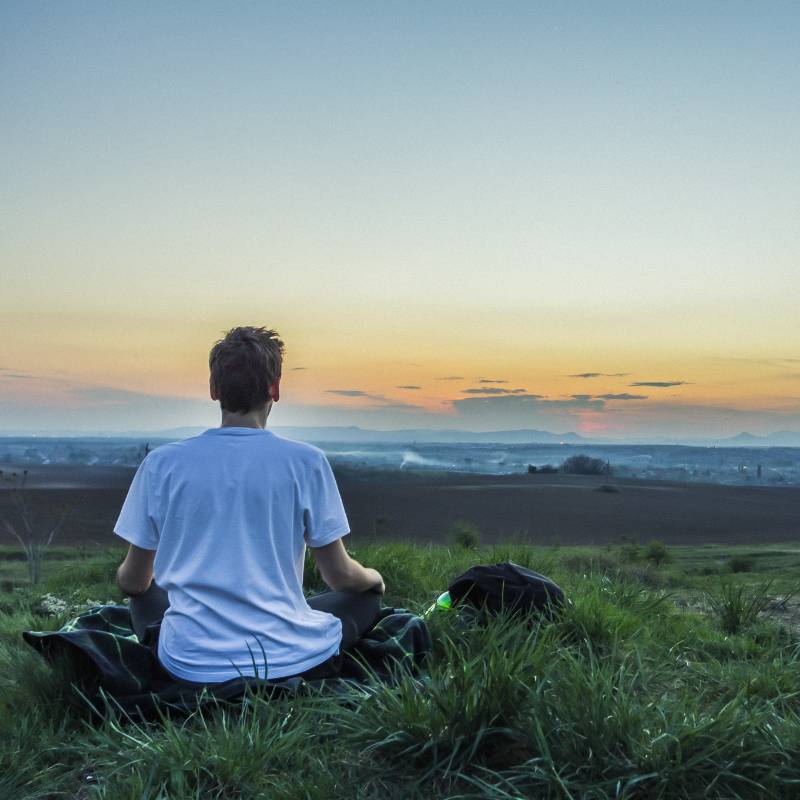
310;538;384;594
116;544;156;596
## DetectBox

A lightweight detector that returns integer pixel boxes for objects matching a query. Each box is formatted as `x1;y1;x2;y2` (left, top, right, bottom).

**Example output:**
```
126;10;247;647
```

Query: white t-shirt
113;427;350;682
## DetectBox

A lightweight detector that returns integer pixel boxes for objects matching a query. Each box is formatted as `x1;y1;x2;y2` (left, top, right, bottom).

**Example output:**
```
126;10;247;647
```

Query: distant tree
560;454;611;476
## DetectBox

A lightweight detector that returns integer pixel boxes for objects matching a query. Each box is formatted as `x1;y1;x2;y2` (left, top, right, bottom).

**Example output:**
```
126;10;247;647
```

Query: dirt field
1;464;799;546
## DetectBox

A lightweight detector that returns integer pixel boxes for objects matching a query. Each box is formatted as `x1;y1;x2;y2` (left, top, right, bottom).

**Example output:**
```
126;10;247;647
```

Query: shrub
643;540;669;567
560;455;610;476
449;520;481;549
725;555;755;573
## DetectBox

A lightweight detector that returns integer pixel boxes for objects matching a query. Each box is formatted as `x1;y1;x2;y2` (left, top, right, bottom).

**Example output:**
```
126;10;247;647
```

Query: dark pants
129;582;382;682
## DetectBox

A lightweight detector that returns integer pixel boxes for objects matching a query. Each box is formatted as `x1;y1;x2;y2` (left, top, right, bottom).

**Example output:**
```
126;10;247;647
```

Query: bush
560;455;611;476
725;555;755;573
449;520;481;549
643;540;669;567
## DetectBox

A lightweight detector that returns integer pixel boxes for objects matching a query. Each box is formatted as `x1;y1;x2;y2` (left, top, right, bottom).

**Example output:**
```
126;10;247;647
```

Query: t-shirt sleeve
303;451;350;548
113;455;159;550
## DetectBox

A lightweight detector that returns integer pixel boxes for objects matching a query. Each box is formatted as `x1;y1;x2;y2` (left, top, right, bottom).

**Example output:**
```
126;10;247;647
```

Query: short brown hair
209;327;285;413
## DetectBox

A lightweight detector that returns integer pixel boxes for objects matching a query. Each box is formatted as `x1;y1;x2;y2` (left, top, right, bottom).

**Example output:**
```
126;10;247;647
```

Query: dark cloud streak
569;372;629;379
325;389;422;410
462;387;528;395
630;381;687;388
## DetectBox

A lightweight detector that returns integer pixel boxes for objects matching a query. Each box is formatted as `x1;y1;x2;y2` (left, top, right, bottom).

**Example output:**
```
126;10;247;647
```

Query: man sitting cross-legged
114;326;384;684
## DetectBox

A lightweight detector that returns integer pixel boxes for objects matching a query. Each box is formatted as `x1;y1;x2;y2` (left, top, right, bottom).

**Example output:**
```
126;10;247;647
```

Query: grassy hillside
2;540;800;798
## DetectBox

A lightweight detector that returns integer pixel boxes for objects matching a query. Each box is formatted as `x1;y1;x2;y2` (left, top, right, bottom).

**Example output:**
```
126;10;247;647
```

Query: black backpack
447;561;565;619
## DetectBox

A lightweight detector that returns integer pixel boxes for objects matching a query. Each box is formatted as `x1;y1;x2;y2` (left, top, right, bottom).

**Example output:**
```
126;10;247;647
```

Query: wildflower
39;593;68;615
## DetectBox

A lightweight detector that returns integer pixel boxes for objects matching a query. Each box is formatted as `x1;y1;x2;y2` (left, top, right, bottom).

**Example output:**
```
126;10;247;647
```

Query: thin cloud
326;389;375;398
707;357;800;366
462;387;528;395
325;389;420;409
453;393;605;419
72;386;173;404
569;372;630;379
396;385;422;390
571;392;646;401
435;376;464;381
371;402;423;411
478;378;508;384
630;381;687;388
290;366;307;371
455;395;594;410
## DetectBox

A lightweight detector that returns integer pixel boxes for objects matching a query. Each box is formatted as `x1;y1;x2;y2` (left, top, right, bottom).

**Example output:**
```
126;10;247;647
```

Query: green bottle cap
436;591;452;610
423;590;453;618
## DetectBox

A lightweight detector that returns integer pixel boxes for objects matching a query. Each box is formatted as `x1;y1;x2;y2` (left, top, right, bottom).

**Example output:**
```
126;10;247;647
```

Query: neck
219;403;270;429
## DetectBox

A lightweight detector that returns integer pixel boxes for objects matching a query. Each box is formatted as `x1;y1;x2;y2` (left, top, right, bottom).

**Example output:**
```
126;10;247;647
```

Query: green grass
2;540;800;798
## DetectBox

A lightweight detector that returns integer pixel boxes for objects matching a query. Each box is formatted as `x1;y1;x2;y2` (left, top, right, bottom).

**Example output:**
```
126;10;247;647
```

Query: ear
209;375;218;401
269;375;281;403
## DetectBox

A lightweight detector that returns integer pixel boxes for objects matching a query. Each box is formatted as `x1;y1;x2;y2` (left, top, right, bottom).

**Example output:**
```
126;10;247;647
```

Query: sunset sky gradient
2;3;799;439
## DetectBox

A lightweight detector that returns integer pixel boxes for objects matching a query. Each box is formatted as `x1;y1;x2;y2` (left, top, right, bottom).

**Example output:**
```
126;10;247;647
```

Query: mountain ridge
2;426;800;447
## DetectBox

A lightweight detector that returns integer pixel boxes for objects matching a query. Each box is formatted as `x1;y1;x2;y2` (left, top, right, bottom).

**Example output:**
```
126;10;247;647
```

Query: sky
1;2;799;440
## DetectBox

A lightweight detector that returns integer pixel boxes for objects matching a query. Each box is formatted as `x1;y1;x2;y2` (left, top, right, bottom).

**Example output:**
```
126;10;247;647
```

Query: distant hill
2;426;799;447
717;431;800;447
143;426;590;445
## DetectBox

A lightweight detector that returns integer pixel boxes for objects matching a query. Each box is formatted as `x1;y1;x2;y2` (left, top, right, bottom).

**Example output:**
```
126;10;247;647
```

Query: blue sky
2;2;799;437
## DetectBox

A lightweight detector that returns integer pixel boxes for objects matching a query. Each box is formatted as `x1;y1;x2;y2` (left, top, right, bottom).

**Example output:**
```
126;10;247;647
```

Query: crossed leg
128;581;382;679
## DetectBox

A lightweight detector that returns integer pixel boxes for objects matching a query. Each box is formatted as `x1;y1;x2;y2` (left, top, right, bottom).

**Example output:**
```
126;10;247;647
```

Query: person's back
113;325;384;683
117;428;351;680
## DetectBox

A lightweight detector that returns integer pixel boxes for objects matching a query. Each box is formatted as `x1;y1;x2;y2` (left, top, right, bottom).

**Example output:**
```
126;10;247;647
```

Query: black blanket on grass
23;605;431;719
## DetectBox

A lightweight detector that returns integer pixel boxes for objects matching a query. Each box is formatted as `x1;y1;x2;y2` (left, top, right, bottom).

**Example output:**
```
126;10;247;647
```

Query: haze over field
2;3;798;441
